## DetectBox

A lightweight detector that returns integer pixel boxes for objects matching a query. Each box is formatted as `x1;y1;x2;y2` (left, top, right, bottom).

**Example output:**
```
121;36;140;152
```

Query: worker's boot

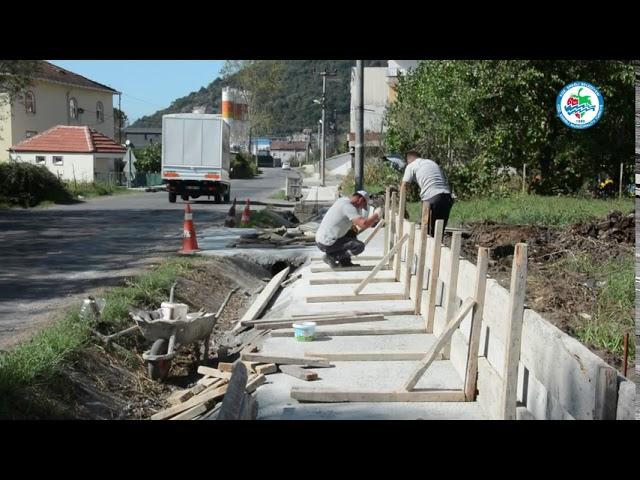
322;254;340;269
338;257;360;268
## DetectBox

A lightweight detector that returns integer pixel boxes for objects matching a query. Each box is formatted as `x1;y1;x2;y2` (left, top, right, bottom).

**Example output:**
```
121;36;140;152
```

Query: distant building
347;60;419;150
124;127;162;148
10;125;126;182
270;140;307;164
1;61;120;161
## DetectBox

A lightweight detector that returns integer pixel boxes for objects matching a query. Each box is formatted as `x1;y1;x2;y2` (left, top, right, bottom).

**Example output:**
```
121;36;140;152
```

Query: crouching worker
315;190;381;268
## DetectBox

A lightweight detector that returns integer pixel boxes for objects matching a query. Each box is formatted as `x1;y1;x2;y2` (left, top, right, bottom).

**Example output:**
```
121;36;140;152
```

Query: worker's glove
373;207;383;220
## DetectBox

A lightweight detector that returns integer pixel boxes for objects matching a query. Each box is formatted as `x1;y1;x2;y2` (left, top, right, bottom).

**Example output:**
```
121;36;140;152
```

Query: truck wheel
224;191;230;203
181;194;189;201
214;193;222;204
169;192;177;203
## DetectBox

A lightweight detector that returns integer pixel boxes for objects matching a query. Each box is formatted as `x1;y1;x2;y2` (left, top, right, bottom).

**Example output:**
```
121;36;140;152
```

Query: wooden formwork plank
291;388;466;403
241;353;332;368
306;293;406;303
353;234;409;295
253;315;386;330
244;313;383;325
413;203;430;315
310;264;391;273
280;365;318;381
500;243;527;419
232;266;290;333
270;326;427;337
305;351;442;361
403;297;476;392
463;248;489;401
425;220;444;332
309;275;395;285
394;184;407;280
403;222;417;300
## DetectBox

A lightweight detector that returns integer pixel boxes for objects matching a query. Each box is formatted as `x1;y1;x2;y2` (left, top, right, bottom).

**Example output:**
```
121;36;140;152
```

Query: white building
1;61;120;161
347;60;419;149
11;125;126;182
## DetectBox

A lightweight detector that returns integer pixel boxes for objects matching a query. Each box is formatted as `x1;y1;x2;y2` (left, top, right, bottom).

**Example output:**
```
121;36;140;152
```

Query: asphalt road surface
0;168;291;350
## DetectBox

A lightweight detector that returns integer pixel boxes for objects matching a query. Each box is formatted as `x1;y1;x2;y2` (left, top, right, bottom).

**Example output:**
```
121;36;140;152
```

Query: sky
49;60;225;124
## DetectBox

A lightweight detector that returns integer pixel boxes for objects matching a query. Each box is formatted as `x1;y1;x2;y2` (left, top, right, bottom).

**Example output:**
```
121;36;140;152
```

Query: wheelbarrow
128;284;236;381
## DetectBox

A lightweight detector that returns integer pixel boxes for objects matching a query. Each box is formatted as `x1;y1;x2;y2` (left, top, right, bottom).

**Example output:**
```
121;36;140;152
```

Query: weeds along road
0;168;291;351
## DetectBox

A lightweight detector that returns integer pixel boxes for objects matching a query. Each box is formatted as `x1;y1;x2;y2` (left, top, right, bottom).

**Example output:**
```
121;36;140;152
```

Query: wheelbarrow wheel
148;339;171;381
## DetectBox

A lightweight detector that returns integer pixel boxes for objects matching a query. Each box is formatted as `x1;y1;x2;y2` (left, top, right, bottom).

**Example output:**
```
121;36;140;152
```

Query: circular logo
556;81;604;129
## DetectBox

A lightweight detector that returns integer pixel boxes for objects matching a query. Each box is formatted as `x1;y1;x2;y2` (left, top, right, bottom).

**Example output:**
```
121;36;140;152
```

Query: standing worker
401;150;454;236
315;191;381;268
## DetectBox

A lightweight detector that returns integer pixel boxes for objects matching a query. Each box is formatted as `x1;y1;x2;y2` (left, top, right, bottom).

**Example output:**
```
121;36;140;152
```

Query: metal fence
93;172;162;187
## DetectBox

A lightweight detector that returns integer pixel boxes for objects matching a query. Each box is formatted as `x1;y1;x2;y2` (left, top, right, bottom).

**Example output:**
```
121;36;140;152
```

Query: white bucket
292;322;316;342
160;302;188;321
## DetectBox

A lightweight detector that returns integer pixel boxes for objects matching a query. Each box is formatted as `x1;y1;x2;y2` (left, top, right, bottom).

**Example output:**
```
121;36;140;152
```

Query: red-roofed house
1;61;120;161
11;125;126;181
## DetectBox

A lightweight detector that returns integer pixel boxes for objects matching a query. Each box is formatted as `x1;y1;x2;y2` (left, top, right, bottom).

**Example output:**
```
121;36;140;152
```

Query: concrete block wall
406;229;635;420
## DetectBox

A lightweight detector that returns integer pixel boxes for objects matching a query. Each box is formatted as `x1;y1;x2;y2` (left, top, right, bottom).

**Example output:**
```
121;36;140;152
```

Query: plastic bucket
292;322;316;342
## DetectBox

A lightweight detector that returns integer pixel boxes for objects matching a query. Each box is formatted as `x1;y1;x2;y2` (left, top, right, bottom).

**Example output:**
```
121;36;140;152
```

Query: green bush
230;152;258;179
0;162;72;207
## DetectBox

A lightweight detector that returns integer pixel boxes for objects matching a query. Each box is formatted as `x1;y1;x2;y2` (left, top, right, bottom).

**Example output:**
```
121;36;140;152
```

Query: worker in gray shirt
401;150;454;236
315;190;381;268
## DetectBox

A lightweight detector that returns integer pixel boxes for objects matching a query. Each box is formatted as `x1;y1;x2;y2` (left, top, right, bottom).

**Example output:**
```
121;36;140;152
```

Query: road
0;168;290;350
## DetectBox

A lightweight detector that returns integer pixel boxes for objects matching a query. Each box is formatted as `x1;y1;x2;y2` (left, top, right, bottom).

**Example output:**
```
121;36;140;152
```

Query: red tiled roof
271;141;307;151
36;61;118;93
11;126;126;154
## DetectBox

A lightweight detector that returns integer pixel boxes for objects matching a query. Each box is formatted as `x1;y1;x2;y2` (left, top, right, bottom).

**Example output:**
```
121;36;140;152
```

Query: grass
555;253;635;362
0;256;196;418
405;194;634;227
66;181;133;199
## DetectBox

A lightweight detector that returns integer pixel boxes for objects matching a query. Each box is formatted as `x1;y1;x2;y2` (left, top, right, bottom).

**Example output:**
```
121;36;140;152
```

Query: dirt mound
569;210;634;243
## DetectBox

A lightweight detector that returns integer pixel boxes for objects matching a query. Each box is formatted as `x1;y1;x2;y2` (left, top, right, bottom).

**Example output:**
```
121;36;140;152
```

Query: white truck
162;113;231;203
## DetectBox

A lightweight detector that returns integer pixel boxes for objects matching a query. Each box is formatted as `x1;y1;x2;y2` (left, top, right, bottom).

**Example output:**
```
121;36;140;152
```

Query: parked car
282;160;291;170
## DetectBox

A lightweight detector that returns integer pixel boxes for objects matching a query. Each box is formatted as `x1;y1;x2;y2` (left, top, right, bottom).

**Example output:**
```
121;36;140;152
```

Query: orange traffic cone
240;198;251;227
179;203;200;254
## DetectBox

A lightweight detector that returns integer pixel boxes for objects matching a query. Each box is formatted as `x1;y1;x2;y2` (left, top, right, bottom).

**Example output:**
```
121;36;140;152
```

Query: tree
113;108;128;143
221;60;283;143
385;60;635;197
134;142;161;173
0;60;39;105
0;60;39;143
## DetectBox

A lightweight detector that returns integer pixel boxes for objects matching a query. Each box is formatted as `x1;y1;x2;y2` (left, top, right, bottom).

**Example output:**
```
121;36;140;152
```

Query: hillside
131;60;386;136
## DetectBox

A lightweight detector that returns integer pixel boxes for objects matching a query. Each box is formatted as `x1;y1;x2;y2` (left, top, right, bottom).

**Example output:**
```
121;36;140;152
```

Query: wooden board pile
231;226;316;249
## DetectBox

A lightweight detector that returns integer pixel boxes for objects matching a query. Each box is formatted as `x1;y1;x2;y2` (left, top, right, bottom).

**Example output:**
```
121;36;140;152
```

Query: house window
96;101;104;123
35;155;45;165
69;98;78;119
25;91;36;114
53;156;63;166
25;131;37;138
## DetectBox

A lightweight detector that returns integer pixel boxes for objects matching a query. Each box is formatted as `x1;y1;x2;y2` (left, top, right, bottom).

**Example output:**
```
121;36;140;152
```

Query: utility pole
354;60;364;191
318;69;337;187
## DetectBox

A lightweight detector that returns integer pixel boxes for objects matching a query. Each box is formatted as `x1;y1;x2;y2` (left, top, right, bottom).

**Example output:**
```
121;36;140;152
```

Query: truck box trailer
162;113;231;203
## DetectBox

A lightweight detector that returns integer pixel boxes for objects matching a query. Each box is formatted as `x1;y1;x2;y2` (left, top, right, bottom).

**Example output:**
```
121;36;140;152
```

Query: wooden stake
388;191;397;266
363;219;385;246
442;232;462;359
353;233;409;295
414;202;430;315
425;219;444;332
403;223;416;299
463;247;488;401
500;243;527;420
394;184;407;280
383;187;391;257
403;297;476;391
